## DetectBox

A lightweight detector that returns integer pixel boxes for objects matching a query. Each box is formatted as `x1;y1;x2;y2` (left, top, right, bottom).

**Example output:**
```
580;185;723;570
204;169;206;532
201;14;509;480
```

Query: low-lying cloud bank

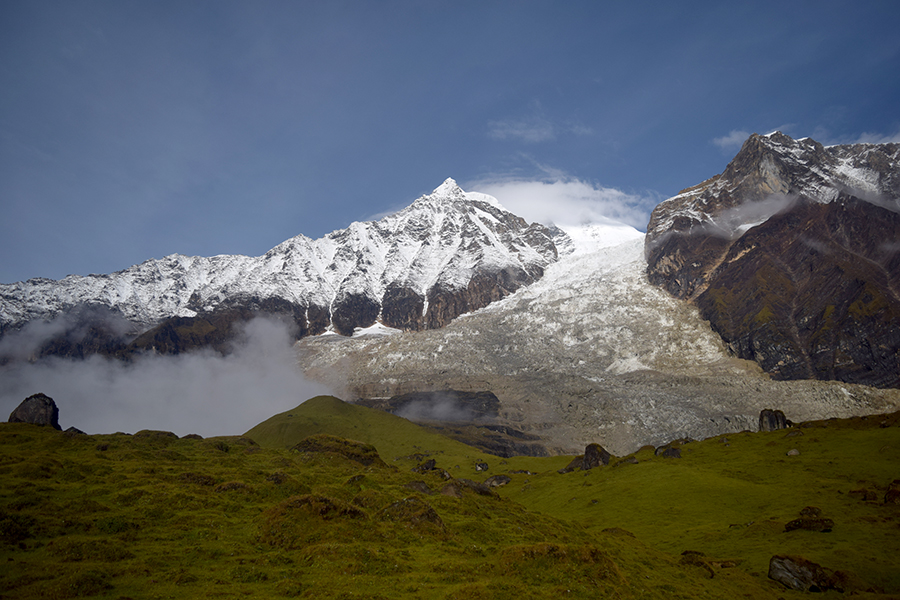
0;317;331;437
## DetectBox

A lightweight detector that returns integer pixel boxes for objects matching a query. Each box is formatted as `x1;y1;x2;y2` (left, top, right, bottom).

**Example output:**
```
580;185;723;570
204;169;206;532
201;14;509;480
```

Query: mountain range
1;133;899;454
0;178;561;357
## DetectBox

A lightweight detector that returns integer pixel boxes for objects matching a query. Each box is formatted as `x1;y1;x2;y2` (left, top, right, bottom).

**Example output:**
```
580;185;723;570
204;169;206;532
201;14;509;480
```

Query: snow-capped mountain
0;179;560;354
646;132;900;387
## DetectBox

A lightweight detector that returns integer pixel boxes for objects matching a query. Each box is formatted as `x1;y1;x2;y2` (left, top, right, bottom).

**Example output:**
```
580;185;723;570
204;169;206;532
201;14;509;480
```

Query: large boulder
768;555;842;592
558;443;614;473
758;408;788;432
8;393;61;430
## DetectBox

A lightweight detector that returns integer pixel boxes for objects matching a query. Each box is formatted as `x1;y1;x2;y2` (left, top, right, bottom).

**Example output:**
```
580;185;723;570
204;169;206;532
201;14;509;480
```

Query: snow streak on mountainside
299;229;900;455
0;179;560;352
646;132;900;387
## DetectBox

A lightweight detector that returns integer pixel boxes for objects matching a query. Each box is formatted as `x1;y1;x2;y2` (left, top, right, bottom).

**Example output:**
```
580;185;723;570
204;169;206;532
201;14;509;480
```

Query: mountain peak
432;177;461;196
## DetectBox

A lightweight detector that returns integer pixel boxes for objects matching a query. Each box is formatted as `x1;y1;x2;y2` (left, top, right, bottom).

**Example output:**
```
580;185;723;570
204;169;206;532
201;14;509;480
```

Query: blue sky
2;0;899;283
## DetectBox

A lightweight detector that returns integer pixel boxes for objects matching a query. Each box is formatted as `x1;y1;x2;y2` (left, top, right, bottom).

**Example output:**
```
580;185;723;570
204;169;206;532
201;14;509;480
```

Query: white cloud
467;172;653;231
712;129;751;151
0;317;332;437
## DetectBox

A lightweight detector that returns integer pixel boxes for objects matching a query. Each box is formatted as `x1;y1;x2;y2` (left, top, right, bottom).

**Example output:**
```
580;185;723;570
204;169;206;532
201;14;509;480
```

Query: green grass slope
497;413;900;594
0;422;784;599
246;396;508;480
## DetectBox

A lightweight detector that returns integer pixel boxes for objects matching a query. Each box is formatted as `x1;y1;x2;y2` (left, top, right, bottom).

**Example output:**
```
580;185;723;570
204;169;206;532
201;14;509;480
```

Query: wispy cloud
487;117;556;142
850;130;900;144
486;112;593;143
467;169;653;231
712;129;751;151
812;127;900;146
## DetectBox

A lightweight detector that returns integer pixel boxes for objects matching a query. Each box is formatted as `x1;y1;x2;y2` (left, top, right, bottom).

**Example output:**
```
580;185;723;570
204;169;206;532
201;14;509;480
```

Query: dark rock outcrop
758;409;788;432
885;480;900;504
291;434;386;468
558;443;615;472
484;474;511;488
8;393;61;430
439;478;497;498
583;443;612;469
768;555;843;592
646;132;900;387
784;518;834;533
784;506;833;532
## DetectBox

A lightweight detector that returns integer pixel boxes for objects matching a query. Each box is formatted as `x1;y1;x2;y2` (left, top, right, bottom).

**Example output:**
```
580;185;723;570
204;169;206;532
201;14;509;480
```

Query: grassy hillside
246;395;503;478
1;396;898;598
498;413;900;594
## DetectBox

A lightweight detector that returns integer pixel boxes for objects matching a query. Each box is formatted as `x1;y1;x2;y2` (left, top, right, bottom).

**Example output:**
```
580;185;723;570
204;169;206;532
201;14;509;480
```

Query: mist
699;194;799;239
0;317;331;437
394;392;477;423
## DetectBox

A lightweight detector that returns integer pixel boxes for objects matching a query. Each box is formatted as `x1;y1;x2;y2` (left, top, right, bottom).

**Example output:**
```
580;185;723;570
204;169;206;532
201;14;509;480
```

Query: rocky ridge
0;179;560;357
645;132;900;387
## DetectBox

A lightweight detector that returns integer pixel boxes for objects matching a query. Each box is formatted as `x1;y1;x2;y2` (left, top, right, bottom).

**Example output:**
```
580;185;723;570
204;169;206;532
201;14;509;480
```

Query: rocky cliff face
646;132;900;387
0;179;560;358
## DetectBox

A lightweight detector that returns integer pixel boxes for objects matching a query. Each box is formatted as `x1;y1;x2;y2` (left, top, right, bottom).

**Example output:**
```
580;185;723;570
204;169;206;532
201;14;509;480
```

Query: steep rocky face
0;179;559;357
646;132;900;387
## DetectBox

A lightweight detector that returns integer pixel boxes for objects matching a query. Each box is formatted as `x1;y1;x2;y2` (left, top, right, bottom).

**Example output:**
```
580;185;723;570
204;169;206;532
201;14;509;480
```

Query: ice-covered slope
300;229;900;455
0;179;559;344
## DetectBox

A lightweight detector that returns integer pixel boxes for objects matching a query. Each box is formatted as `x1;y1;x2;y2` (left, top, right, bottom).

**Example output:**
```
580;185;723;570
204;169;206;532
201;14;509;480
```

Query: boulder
440;478;496;498
885;480;900;505
658;447;682;459
784;518;833;533
484;474;511;488
412;458;437;473
768;555;842;592
558;443;614;473
583;443;612;469
759;409;788;432
848;488;878;502
8;393;61;430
